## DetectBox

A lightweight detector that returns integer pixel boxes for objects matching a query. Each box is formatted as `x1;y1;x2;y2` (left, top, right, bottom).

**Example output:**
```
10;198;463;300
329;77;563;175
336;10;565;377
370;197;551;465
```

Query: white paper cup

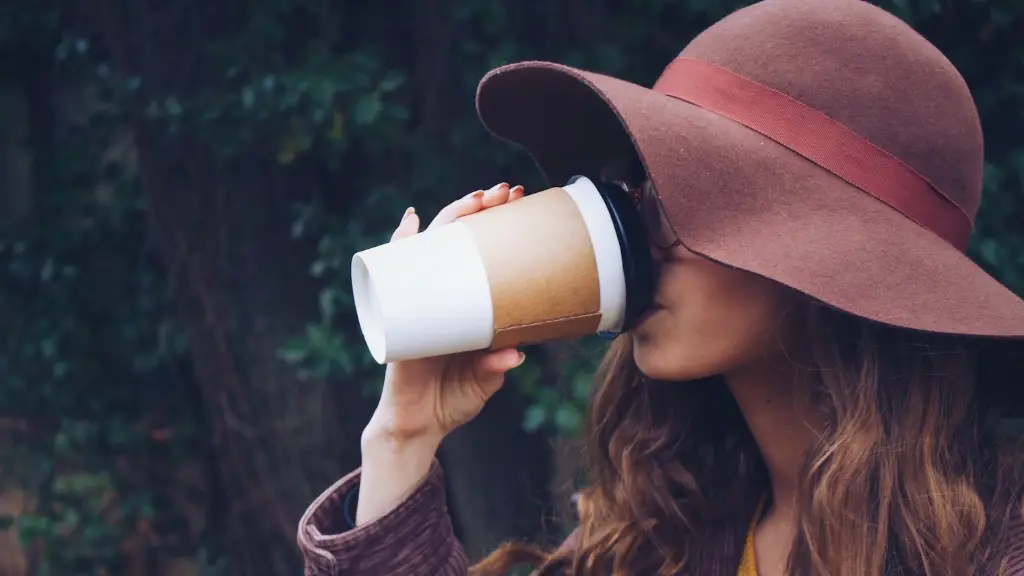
351;176;629;364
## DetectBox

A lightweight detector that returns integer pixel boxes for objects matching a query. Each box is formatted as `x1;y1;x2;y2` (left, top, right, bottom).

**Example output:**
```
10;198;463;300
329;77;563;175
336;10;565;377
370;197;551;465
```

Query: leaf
277;338;309;363
354;92;382;125
889;0;914;23
978;238;1001;267
330;110;345;140
554;404;582;435
277;144;297;165
164;97;183;117
318;288;336;318
522;404;547;432
241;86;256;109
310;259;327;277
571;374;592;403
379;70;406;92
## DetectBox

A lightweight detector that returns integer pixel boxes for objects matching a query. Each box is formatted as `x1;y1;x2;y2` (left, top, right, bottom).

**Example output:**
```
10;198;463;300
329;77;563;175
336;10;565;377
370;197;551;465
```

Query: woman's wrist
360;420;442;462
355;422;442;526
362;411;445;451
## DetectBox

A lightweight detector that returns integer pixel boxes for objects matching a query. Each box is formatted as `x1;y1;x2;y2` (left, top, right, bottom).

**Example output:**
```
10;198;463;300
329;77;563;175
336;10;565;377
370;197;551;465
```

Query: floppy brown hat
474;0;1024;339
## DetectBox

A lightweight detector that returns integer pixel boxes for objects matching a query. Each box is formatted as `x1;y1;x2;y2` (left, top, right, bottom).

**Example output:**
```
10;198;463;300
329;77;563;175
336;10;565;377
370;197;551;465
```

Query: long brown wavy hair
472;298;1024;575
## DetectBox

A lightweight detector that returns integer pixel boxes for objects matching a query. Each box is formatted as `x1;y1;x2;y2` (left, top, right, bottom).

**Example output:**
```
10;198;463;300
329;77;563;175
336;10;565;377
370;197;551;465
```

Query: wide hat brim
475;61;1024;339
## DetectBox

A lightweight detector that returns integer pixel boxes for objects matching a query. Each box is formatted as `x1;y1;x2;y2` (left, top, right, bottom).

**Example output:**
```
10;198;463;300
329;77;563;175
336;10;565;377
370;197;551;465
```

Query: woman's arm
297;456;467;576
297;185;526;575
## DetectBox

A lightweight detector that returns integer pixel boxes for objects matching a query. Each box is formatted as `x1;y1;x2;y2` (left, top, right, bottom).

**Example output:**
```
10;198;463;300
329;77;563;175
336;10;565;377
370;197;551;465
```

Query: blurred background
0;0;1020;574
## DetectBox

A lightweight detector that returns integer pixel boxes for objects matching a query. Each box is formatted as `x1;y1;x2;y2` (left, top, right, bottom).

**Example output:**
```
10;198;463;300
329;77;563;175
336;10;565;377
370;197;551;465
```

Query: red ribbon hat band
653;57;974;251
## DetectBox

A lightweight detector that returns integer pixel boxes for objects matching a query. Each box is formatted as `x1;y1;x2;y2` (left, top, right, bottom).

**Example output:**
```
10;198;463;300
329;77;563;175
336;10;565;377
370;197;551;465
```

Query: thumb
390;207;420;242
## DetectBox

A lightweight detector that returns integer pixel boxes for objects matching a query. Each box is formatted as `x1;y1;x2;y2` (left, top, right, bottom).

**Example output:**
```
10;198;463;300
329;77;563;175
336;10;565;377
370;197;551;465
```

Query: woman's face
602;160;796;382
630;242;796;382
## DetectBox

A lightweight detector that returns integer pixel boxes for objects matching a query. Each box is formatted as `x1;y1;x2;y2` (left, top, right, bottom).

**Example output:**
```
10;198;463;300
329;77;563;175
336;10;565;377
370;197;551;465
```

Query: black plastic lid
566;175;654;336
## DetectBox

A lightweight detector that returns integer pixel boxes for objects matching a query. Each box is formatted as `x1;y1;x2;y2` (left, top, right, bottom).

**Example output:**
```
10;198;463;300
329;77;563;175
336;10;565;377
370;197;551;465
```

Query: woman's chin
631;334;716;383
631;334;676;381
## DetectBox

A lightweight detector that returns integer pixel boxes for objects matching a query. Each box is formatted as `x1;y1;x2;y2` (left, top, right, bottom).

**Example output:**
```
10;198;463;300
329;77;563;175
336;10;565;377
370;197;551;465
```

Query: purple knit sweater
298;461;1024;575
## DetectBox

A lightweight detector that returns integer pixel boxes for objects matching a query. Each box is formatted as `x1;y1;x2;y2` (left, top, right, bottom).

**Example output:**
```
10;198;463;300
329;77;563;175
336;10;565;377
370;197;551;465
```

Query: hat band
653;57;973;251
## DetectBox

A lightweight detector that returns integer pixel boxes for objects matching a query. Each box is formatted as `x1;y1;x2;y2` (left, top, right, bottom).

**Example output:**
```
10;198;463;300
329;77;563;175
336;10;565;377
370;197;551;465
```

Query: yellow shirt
736;520;758;576
737;498;764;576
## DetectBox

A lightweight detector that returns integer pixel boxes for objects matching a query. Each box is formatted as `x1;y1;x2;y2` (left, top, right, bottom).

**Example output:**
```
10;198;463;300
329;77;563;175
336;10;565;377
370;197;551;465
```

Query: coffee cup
351;176;653;364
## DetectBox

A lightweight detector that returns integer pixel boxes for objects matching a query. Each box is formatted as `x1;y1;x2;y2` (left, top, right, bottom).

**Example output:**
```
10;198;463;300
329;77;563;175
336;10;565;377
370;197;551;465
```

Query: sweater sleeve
298;460;468;576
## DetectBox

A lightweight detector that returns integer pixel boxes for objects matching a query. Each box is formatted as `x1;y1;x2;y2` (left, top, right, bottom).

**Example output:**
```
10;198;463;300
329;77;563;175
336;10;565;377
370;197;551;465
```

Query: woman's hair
472;298;1024;575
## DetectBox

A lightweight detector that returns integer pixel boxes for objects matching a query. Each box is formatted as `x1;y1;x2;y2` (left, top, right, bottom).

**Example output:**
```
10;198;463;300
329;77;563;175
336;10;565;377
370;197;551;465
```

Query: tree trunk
77;2;374;572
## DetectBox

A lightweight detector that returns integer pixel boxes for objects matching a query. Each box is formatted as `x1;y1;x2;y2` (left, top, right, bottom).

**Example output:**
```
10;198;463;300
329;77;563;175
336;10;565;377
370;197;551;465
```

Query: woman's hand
356;182;526;524
366;181;528;443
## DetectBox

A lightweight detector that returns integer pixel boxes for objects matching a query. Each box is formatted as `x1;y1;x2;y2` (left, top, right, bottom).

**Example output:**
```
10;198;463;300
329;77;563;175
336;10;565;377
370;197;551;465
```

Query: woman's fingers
390;207;420;242
476;348;526;375
480;181;511;209
428;182;509;229
470;348;525;398
395;183;524;237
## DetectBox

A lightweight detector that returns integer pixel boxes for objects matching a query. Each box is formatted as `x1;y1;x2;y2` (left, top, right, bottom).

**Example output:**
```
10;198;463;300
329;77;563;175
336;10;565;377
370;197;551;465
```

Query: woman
298;0;1024;574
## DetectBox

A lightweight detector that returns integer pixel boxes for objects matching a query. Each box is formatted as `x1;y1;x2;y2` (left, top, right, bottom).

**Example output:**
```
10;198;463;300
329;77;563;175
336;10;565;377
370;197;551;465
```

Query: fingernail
401;206;415;221
469;190;484;200
512;351;526;368
510;185;525;195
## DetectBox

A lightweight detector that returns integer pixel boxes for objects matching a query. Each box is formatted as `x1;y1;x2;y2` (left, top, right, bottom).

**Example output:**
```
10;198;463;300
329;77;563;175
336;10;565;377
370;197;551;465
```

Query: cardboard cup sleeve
351;176;628;364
